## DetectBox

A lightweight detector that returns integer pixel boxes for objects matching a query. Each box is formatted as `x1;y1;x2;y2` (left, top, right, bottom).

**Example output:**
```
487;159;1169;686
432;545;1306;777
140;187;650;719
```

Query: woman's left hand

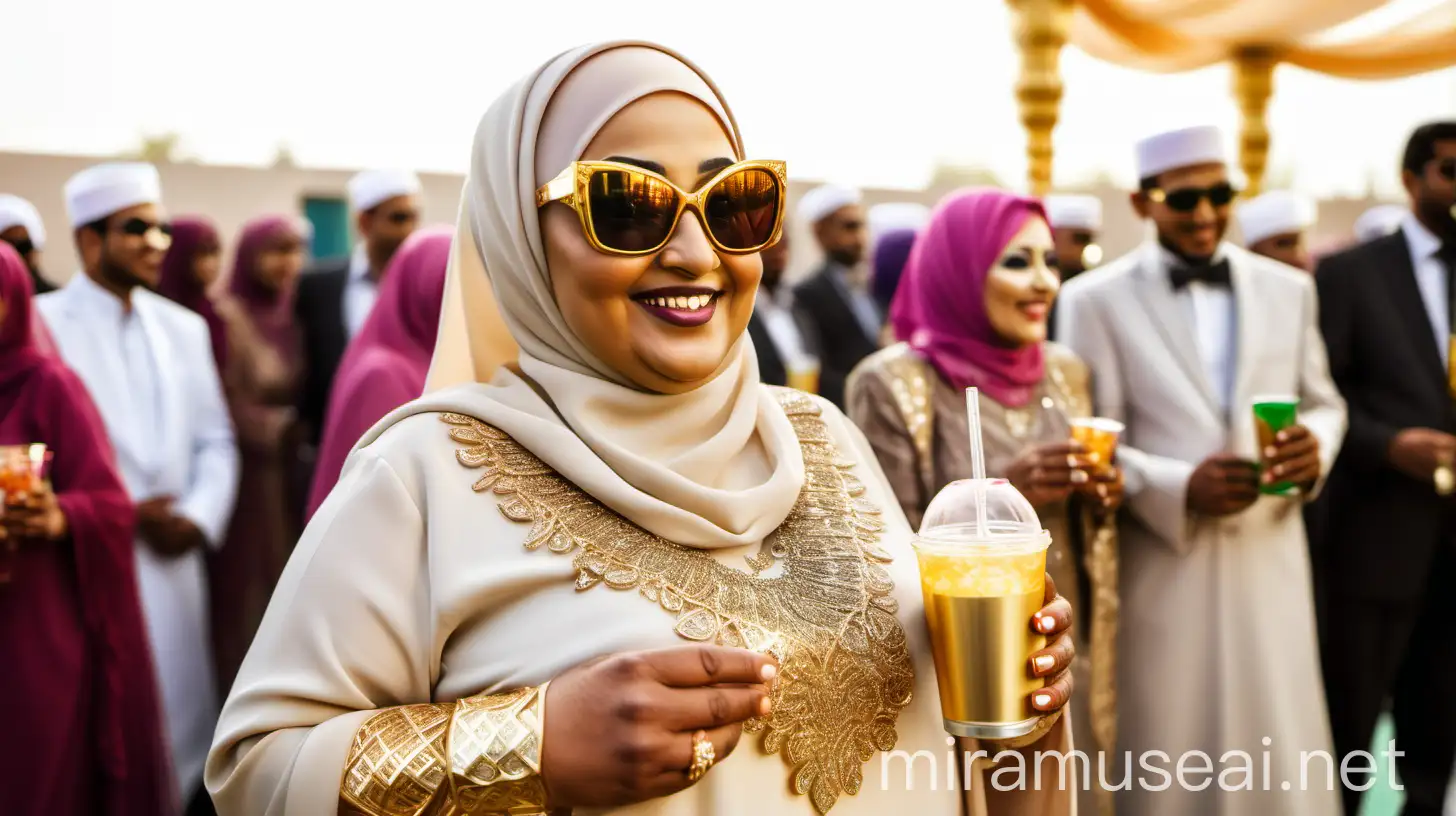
1028;573;1074;718
1078;464;1124;516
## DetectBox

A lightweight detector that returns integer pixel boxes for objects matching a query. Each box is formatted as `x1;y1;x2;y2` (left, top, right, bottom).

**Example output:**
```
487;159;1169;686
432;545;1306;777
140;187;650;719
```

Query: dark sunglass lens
1437;159;1456;181
1208;184;1236;206
157;222;174;237
704;168;780;250
586;168;678;252
3;237;34;256
1164;190;1203;212
120;218;150;236
387;211;415;225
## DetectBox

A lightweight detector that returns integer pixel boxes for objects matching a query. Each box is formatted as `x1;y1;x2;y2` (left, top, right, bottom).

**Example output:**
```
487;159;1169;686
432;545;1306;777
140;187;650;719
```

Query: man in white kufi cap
0;193;54;293
1352;204;1406;243
790;183;878;408
1312;120;1456;816
1042;193;1103;342
1057;125;1345;816
1237;189;1318;271
294;168;423;455
35;162;238;810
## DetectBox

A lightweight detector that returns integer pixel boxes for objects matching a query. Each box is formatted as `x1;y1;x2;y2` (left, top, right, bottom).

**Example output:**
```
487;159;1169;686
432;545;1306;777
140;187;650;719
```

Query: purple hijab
157;218;227;370
226;216;304;358
306;227;452;518
871;228;919;318
889;188;1048;407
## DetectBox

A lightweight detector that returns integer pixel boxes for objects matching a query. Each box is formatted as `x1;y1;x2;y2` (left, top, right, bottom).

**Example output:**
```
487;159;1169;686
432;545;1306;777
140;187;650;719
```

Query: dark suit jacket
791;264;879;408
1316;231;1455;601
748;311;787;387
294;258;351;446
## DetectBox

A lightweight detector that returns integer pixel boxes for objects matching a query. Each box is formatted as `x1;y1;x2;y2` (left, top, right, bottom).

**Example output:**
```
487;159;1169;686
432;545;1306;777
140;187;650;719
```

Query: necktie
1170;259;1232;291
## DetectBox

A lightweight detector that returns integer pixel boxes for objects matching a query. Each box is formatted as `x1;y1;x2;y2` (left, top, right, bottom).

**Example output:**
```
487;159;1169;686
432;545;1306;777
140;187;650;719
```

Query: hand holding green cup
1252;396;1300;496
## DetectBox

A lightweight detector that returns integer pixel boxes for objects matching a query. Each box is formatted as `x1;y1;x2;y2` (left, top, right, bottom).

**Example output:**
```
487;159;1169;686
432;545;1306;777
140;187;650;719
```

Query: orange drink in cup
1069;417;1123;476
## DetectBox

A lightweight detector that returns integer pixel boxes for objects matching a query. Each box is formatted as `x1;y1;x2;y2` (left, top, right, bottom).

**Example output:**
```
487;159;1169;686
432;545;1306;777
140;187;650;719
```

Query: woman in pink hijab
305;226;451;518
0;243;176;816
846;187;1124;816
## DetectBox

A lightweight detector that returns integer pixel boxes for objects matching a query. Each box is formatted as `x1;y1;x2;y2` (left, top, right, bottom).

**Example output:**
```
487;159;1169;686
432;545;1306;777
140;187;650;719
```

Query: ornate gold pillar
1232;47;1277;197
1008;0;1073;196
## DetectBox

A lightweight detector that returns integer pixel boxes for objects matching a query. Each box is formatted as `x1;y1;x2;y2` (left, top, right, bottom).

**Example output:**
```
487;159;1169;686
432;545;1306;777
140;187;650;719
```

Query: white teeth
688;295;703;310
642;293;715;310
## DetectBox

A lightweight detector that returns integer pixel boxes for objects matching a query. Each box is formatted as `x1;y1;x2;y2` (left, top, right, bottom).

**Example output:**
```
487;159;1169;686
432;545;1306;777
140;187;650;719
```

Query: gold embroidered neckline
442;389;914;814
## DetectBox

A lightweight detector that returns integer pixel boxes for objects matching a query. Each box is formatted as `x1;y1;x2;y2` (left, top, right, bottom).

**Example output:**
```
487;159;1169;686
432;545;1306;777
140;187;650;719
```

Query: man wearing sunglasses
34;161;239;813
791;183;878;409
1043;193;1103;341
1057;124;1347;815
294;168;422;461
1236;189;1318;273
0;194;56;294
1314;120;1456;816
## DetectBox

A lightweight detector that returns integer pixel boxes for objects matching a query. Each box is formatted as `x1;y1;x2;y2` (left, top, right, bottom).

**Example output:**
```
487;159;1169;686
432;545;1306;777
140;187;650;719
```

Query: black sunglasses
112;217;174;238
1434;157;1456;182
2;236;35;257
1147;183;1238;213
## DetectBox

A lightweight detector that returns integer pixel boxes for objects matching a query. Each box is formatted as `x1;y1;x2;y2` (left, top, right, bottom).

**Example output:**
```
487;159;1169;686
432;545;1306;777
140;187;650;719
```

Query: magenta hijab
226;215;305;357
157;217;228;370
306;227;452;518
889;188;1048;407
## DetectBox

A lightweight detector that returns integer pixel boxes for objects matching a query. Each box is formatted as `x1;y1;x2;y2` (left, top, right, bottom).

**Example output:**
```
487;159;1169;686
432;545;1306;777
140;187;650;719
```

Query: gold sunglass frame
535;159;788;257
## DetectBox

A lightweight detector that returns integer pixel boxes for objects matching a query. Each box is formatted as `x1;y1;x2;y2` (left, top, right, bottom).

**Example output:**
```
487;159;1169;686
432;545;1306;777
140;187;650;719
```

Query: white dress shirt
1162;245;1237;413
755;291;816;369
343;244;380;339
1403;214;1449;367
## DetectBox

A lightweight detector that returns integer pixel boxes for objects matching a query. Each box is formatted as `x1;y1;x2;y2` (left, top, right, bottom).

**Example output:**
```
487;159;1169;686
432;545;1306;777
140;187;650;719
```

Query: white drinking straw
966;387;988;538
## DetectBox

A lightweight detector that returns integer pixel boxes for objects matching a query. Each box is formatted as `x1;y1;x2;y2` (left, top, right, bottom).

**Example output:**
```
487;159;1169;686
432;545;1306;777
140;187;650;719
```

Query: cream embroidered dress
207;40;1072;816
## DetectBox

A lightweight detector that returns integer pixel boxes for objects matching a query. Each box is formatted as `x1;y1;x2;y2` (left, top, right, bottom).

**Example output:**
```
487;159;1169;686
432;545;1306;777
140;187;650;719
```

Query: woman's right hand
540;645;777;809
1005;441;1092;508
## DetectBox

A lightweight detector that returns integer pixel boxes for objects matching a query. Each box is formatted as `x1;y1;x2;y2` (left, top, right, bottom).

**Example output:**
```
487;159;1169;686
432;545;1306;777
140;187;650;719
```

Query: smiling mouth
1018;300;1051;320
632;286;722;328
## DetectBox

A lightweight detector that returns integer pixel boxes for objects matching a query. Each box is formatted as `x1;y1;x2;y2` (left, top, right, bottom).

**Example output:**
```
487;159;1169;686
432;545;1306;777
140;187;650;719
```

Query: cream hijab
372;41;803;549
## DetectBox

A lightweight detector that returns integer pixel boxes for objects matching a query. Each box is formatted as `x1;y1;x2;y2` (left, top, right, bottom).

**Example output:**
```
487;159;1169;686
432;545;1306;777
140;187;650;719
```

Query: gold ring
687;730;716;782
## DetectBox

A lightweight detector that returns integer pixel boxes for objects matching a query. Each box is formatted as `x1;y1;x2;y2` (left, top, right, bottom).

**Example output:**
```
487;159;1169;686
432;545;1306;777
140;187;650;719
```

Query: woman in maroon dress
0;242;176;815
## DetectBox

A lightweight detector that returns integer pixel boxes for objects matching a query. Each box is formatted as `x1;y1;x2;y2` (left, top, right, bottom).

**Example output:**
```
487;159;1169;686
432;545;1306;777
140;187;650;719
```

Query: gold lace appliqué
441;390;914;814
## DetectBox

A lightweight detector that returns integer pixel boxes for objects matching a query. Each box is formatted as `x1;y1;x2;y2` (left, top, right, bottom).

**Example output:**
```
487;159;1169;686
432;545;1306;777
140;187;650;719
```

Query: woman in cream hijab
207;41;1076;816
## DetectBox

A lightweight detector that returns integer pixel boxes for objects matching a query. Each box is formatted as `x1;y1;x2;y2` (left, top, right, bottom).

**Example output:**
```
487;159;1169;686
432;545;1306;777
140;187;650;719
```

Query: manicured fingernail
1264;446;1277;458
1097;485;1108;498
1276;431;1289;443
1034;693;1053;708
1037;615;1057;633
761;664;777;681
1033;655;1055;673
1066;455;1079;468
1071;470;1088;484
759;696;773;716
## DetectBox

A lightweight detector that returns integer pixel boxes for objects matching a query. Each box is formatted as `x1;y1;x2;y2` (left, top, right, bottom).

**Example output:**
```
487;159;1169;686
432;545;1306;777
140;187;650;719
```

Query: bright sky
4;0;1454;198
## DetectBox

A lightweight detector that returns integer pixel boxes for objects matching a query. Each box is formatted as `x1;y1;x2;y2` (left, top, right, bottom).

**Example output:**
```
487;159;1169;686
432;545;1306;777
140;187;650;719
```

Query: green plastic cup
1252;395;1300;496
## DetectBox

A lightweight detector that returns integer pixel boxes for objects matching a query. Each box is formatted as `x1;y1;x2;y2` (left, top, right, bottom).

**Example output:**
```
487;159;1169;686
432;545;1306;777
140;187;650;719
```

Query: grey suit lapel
1130;245;1221;415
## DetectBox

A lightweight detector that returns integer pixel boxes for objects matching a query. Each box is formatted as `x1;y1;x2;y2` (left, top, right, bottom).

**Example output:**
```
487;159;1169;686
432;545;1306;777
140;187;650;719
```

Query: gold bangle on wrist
339;682;551;816
448;682;551;815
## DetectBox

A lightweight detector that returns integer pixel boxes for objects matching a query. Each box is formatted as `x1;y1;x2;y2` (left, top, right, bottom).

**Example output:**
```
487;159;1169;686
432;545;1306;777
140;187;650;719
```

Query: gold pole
1232;47;1277;197
1009;0;1073;196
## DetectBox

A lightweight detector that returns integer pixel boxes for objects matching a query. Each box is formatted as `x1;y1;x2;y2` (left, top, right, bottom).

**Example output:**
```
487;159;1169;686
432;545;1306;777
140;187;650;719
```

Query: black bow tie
1170;259;1232;291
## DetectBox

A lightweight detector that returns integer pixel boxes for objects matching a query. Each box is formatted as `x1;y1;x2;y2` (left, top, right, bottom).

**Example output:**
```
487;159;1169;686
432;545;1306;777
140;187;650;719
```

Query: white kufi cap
1043;194;1103;231
1237;190;1317;245
797;184;862;225
347;169;423;213
868;202;930;244
63;163;163;228
1135;125;1227;180
1353;204;1406;243
0;194;45;250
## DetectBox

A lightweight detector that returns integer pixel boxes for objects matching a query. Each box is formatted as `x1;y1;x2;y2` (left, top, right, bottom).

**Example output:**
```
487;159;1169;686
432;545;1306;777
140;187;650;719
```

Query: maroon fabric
306;227;451;518
0;243;177;815
157;218;227;371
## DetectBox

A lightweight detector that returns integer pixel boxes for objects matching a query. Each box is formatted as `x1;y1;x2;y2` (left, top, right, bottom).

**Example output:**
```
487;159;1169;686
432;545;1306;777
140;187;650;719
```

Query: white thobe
37;272;239;801
343;244;379;339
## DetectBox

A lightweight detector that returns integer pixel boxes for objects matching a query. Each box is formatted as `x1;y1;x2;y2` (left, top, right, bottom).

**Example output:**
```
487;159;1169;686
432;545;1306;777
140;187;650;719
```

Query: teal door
303;197;351;261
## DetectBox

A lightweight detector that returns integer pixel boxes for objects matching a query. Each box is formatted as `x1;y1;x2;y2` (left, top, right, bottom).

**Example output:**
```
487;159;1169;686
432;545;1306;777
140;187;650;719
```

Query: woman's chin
633;346;733;393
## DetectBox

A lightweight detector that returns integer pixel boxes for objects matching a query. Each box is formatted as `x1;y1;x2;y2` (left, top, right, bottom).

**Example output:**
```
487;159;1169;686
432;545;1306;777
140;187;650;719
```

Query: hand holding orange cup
1069;418;1124;476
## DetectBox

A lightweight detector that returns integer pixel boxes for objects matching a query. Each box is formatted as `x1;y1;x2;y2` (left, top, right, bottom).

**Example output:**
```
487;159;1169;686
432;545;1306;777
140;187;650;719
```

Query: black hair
1402;121;1456;176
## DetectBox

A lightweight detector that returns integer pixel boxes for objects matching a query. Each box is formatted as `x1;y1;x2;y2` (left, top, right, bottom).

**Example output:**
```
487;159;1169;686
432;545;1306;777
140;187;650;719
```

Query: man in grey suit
1057;125;1346;816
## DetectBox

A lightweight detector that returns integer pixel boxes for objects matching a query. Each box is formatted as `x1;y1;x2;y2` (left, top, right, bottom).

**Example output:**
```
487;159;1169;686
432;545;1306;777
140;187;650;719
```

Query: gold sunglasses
536;159;787;256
